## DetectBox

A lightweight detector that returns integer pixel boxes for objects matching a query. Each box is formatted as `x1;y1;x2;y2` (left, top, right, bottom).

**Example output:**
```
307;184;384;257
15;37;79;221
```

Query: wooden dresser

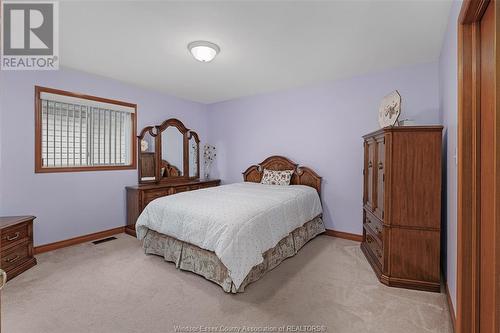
0;216;37;281
126;179;221;236
361;126;443;292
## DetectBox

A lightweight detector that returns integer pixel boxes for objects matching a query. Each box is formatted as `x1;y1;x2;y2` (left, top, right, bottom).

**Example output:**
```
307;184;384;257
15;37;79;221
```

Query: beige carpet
2;234;453;333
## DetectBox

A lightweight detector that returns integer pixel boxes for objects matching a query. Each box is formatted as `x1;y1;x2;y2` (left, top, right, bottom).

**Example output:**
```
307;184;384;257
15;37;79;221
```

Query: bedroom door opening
457;0;499;332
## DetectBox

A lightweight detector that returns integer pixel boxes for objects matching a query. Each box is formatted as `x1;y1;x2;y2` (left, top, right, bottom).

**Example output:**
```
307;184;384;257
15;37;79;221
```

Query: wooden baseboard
34;226;362;253
445;281;456;331
325;229;363;242
125;225;137;237
34;226;125;254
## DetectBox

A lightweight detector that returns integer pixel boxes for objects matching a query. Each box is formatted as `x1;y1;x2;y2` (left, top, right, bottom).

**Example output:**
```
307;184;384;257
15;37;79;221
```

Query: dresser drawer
364;211;383;246
1;222;29;251
143;188;171;205
364;226;383;268
1;242;29;272
173;186;191;194
199;182;217;189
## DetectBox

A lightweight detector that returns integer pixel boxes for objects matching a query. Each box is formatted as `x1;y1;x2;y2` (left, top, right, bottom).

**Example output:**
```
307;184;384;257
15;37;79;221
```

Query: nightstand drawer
1;222;29;251
1;242;30;271
0;216;37;281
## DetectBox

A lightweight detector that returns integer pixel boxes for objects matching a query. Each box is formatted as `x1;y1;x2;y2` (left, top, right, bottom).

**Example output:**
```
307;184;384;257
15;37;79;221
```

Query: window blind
40;96;133;168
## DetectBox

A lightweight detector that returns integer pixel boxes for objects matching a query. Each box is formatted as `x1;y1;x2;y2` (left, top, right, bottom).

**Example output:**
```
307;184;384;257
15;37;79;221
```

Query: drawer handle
378;162;383;170
368;161;372;168
5;255;19;263
6;232;20;241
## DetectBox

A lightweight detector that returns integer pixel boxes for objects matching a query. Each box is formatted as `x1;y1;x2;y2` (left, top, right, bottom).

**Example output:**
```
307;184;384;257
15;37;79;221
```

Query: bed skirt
142;216;325;293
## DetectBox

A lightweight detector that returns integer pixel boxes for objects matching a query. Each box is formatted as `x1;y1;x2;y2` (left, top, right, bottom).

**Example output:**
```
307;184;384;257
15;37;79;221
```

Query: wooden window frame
34;86;137;173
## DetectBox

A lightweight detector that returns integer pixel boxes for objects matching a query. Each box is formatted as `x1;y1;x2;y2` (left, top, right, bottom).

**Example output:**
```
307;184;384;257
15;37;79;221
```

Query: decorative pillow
260;169;294;186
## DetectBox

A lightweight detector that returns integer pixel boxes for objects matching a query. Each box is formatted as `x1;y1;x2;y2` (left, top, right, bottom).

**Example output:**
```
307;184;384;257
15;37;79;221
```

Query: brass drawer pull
6;232;20;241
5;255;20;263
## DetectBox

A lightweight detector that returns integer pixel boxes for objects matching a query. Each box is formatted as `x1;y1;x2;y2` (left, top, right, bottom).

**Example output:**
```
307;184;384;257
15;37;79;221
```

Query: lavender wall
438;0;461;315
207;62;441;235
0;68;208;246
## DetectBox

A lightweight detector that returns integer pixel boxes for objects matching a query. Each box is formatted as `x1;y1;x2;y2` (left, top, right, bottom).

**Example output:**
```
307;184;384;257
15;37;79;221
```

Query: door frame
457;0;499;332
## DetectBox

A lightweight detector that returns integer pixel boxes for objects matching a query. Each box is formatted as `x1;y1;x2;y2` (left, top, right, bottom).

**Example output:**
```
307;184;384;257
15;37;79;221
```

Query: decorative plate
378;90;401;128
141;139;149;152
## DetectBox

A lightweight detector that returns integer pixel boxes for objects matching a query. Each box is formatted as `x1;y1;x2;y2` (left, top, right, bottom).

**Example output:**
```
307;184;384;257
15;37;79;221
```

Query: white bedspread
136;182;322;288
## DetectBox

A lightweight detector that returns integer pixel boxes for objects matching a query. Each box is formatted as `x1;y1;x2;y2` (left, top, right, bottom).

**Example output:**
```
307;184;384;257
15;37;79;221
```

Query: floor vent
92;236;117;245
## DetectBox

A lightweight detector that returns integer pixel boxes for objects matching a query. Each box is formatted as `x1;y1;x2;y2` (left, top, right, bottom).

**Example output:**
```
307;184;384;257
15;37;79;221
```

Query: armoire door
374;136;385;220
364;138;376;211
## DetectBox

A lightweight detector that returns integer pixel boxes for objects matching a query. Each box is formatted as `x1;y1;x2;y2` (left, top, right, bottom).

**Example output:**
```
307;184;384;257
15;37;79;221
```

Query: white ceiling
60;1;452;104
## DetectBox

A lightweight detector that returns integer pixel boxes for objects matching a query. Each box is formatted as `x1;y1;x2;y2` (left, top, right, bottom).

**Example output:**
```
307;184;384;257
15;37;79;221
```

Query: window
35;86;137;173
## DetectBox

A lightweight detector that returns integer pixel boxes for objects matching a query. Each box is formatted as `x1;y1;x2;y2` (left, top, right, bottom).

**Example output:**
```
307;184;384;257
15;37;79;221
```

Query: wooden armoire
361;126;443;292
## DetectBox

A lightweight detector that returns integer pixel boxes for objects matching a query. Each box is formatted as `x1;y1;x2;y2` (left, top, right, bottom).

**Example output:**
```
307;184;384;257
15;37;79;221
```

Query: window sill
34;164;137;173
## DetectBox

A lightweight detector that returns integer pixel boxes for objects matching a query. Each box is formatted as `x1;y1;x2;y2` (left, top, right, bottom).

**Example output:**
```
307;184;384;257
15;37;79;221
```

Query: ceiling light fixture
188;41;220;63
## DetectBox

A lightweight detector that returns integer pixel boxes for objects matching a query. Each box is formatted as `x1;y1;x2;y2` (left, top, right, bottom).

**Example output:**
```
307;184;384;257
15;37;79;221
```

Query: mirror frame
156;118;189;182
137;126;159;184
187;130;200;179
137;118;200;184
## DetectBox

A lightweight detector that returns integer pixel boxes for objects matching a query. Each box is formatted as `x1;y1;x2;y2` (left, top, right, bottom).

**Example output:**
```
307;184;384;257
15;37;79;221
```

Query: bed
136;156;324;293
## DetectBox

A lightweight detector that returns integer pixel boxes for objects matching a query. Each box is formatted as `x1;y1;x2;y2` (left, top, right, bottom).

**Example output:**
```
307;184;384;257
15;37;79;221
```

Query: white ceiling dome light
188;41;220;63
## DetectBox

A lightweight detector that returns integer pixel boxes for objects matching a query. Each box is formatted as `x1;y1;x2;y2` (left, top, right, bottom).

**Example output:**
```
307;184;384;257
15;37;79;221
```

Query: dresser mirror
137;118;200;184
161;126;184;178
188;132;200;178
138;126;158;183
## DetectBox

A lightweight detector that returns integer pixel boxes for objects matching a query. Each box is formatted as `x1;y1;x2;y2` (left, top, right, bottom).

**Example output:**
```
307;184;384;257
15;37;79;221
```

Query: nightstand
0;216;37;281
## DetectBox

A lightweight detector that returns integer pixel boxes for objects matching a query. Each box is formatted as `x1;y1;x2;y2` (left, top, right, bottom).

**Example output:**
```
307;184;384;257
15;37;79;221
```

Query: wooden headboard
242;156;322;195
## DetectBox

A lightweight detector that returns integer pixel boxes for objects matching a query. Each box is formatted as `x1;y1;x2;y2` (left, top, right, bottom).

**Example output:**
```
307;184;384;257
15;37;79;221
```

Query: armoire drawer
364;226;383;268
364;211;383;245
